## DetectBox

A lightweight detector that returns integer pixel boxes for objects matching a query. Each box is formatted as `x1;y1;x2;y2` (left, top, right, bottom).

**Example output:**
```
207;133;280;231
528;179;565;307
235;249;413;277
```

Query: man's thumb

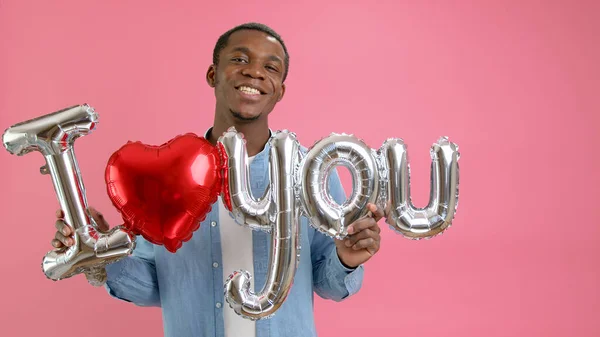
88;207;110;231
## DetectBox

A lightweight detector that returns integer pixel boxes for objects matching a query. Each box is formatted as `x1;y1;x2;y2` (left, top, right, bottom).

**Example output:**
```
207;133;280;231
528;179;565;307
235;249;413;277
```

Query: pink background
1;1;599;336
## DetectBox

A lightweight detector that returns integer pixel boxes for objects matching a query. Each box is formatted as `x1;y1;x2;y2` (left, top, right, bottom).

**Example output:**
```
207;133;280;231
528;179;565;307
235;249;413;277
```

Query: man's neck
207;118;271;157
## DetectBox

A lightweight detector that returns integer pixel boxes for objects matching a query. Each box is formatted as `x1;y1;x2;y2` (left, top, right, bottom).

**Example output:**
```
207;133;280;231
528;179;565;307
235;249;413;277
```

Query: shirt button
213;262;219;268
216;302;222;308
211;221;217;227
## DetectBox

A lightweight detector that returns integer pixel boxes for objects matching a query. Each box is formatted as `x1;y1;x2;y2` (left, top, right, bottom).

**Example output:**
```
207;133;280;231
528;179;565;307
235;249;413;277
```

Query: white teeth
238;86;261;95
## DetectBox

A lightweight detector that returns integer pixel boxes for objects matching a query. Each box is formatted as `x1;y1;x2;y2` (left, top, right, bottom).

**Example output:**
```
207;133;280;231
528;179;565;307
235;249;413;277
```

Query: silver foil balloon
380;136;460;239
218;127;271;232
297;133;380;239
2;104;136;286
222;129;301;320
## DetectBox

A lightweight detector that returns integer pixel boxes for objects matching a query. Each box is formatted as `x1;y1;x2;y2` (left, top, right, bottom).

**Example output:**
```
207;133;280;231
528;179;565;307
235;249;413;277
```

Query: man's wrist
336;249;358;271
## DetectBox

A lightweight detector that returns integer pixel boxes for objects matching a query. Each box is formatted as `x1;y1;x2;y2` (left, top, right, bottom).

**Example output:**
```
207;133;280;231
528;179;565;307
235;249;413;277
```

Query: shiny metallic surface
381;137;460;239
218;127;271;232
298;133;380;239
2;104;136;285
224;130;301;320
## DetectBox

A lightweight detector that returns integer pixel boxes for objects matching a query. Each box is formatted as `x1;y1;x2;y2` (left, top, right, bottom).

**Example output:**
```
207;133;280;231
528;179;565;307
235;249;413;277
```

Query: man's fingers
339;205;384;258
347;217;378;235
88;207;109;231
352;237;380;252
54;219;72;236
51;239;63;249
347;204;385;234
367;203;385;222
54;231;74;247
344;228;379;247
55;209;64;219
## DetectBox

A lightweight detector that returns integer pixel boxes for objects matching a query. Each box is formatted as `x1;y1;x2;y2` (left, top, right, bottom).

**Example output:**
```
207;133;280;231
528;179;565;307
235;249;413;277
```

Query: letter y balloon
219;128;302;320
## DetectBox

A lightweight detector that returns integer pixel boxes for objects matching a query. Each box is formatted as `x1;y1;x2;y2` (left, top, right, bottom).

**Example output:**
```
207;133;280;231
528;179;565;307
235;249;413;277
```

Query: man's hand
50;207;110;249
335;203;384;268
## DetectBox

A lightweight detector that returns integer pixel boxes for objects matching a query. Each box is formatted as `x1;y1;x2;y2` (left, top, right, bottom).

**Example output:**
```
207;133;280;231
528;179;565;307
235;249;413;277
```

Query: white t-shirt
219;156;256;337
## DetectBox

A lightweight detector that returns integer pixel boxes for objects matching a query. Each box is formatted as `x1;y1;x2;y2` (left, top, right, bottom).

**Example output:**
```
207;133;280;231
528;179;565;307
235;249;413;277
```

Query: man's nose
241;63;265;80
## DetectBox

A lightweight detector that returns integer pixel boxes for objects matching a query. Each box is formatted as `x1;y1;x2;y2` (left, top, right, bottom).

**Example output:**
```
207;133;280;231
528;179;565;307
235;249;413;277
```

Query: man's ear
277;83;286;102
206;65;216;87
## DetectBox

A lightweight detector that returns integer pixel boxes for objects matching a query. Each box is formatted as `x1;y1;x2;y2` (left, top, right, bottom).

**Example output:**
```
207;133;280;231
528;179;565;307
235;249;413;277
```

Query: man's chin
231;110;261;122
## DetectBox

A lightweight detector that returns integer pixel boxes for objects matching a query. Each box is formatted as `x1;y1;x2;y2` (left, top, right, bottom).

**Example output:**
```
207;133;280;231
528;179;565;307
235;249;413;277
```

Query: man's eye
232;58;247;63
266;65;279;72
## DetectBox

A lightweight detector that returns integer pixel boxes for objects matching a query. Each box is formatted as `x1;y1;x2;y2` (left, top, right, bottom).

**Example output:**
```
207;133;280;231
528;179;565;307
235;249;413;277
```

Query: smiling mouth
236;85;263;95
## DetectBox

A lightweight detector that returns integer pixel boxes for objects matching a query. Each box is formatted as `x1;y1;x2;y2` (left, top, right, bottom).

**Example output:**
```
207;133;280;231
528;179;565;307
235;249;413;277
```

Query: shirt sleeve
310;168;365;302
103;236;161;307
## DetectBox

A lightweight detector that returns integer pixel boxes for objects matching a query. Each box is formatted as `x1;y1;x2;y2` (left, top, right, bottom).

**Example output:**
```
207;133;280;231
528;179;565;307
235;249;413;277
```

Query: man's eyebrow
230;46;283;63
230;46;251;54
267;55;283;64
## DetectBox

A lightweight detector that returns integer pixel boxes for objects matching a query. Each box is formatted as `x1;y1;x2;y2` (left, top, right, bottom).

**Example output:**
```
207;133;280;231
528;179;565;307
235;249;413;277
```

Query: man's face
207;29;286;122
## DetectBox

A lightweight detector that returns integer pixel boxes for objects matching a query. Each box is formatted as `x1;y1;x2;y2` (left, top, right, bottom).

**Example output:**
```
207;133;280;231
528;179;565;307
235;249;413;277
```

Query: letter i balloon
2;104;136;286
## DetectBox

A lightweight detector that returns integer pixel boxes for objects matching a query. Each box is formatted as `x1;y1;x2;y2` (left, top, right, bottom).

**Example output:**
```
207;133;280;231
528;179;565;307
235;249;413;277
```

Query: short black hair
212;22;290;82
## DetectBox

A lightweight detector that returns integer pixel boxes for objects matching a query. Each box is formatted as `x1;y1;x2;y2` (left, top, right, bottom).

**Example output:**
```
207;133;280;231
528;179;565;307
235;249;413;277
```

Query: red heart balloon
105;133;222;253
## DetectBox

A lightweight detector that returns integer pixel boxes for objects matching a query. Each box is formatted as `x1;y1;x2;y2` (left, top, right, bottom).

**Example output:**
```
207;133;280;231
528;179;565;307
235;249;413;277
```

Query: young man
52;23;383;337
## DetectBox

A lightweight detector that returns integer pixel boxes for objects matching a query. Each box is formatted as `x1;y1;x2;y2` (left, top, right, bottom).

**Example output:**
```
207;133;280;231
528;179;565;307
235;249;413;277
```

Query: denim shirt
104;141;364;337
